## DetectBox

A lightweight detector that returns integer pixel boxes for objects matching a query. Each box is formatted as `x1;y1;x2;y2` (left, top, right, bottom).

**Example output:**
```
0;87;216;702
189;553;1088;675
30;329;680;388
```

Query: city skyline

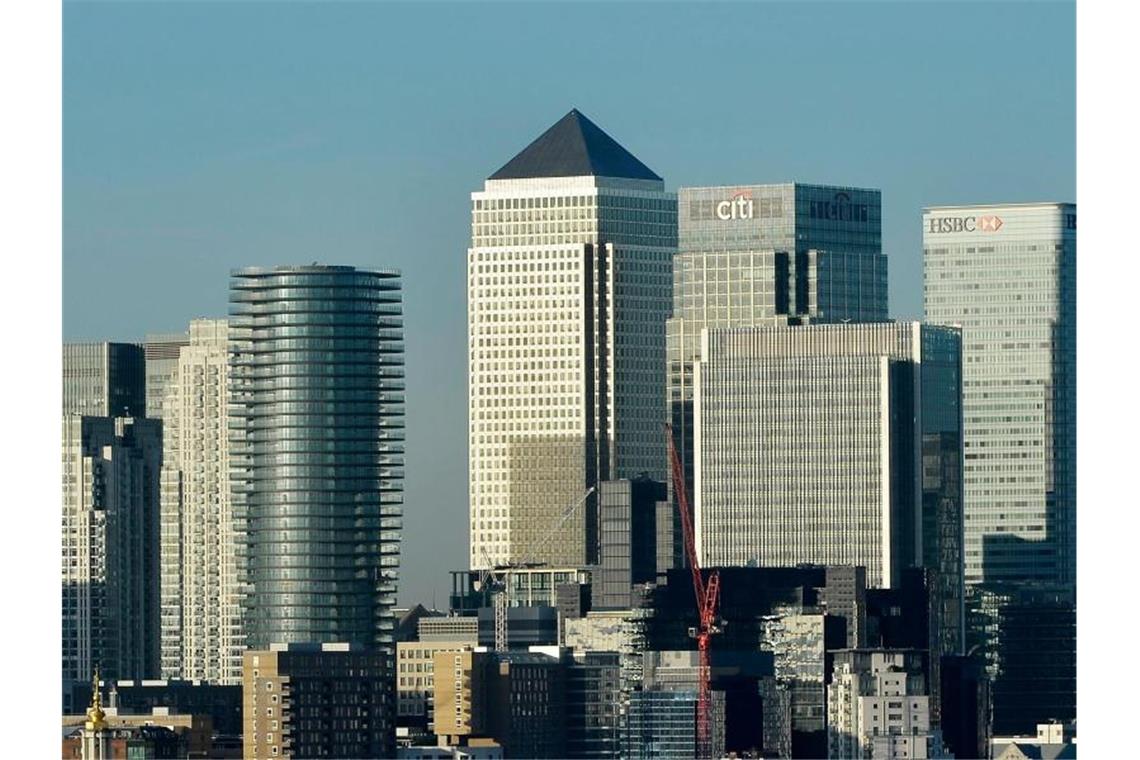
63;2;1075;607
34;0;1140;753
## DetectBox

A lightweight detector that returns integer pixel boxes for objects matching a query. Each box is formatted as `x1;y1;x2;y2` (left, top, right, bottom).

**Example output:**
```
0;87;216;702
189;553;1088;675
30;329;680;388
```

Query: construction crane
475;486;596;652
666;423;722;760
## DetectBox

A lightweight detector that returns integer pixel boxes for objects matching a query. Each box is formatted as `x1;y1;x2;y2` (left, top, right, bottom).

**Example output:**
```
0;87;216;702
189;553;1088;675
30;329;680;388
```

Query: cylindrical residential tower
228;265;404;651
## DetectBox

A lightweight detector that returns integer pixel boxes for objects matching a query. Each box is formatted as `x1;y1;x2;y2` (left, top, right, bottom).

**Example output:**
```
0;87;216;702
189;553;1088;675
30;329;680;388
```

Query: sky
63;1;1075;608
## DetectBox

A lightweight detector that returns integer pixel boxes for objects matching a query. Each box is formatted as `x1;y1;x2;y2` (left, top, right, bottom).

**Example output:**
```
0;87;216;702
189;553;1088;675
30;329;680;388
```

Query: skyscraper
668;184;887;566
923;202;1076;587
159;319;241;684
143;331;190;421
62;415;162;684
692;322;964;652
468;109;676;569
63;342;146;418
229;265;405;650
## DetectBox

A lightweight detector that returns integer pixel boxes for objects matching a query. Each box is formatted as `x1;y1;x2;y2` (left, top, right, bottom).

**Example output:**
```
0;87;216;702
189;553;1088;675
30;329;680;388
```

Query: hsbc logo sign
927;215;1004;234
978;215;1004;232
716;190;754;221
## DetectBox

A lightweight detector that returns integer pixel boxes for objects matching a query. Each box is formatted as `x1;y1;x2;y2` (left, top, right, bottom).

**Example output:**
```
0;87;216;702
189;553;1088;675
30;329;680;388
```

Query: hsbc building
923;202;1077;590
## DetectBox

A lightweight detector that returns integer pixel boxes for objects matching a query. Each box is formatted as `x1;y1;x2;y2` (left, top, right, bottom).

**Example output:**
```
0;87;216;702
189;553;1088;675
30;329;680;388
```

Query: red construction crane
666;423;722;759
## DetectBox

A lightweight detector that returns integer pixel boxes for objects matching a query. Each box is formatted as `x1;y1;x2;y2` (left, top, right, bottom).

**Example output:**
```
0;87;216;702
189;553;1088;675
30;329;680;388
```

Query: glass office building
468;109;676;569
596;477;669;610
693;322;964;652
229;265;404;650
667;184;887;567
63;341;146;418
923;203;1076;587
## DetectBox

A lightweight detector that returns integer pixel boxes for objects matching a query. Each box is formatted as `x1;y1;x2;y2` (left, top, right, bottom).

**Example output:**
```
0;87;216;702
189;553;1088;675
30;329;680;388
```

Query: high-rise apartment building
143;331;190;421
923;202;1076;587
62;415;162;684
667;184;887;565
159;319;241;684
63;342;146;418
229;265;405;650
692;322;965;653
468;109;676;569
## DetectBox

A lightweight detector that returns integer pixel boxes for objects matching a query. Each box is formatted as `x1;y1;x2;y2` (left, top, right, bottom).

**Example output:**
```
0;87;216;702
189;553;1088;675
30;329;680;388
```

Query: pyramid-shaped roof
489;109;662;181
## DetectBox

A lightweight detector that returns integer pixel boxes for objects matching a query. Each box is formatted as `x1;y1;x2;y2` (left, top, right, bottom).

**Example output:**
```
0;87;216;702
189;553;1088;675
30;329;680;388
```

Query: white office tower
158;319;241;683
923;203;1076;587
468;109;676;569
693;322;963;605
667;185;887;568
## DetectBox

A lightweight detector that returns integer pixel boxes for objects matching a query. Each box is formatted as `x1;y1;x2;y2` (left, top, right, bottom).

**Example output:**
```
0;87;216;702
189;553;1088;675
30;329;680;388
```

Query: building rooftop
489;109;661;181
923;201;1074;212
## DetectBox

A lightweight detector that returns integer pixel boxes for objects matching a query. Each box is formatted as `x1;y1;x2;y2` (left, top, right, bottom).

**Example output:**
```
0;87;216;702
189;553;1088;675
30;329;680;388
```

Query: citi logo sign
716;190;754;221
927;215;1004;234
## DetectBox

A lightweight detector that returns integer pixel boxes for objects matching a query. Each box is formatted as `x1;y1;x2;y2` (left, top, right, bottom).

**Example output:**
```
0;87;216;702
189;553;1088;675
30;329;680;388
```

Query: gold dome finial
85;666;107;732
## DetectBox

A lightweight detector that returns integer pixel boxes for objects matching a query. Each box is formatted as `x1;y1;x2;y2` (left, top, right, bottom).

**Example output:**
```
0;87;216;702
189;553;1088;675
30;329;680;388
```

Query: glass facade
596;477;668;610
566;652;624;759
625;685;726;760
923;202;1076;587
693;322;964;653
63;341;146;418
228;266;404;650
668;184;887;568
965;583;1075;735
625;690;698;759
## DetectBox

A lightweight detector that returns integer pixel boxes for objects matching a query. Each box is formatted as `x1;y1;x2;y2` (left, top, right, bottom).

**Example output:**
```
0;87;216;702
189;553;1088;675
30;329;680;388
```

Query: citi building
668;183;889;552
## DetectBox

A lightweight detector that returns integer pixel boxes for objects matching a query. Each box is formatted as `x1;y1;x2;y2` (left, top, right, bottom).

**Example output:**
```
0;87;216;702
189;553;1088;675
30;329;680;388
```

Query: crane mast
666;423;721;759
477;487;596;652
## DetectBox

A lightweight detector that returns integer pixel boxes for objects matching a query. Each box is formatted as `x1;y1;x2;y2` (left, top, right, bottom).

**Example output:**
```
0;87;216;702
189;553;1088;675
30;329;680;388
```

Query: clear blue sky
63;1;1075;607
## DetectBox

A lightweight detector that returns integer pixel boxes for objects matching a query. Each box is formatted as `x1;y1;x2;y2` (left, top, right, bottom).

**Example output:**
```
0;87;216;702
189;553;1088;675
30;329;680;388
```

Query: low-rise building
242;643;392;760
827;649;950;760
397;738;503;759
992;722;1077;760
418;617;480;644
396;641;478;732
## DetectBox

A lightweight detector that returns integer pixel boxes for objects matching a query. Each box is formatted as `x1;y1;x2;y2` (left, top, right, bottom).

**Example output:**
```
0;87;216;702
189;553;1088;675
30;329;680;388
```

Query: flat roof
923;201;1074;212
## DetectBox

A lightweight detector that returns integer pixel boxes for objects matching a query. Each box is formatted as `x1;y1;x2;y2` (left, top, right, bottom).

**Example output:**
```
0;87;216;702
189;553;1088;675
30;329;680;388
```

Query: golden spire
85;666;106;732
